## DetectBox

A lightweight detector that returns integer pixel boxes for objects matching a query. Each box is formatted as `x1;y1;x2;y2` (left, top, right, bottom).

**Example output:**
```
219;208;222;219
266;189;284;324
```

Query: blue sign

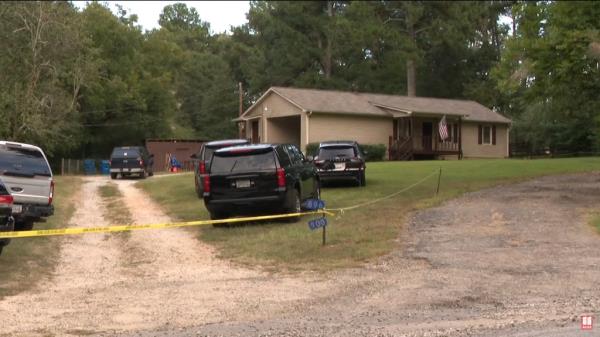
302;198;326;211
308;217;327;230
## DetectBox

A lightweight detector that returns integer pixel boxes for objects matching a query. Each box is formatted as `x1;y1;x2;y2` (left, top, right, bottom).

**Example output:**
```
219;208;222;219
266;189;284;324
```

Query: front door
422;122;432;151
251;120;259;144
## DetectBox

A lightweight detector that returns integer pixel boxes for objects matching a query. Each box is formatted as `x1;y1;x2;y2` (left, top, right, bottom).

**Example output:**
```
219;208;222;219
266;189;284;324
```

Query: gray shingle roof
269;86;511;124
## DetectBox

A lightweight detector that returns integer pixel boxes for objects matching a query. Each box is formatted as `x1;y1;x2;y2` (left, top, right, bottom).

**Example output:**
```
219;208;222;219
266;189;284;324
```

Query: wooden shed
145;139;207;172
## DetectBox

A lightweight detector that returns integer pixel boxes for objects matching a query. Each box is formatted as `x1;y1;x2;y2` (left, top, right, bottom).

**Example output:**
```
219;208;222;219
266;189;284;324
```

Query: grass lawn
98;182;132;225
0;176;82;298
137;157;600;270
590;213;600;234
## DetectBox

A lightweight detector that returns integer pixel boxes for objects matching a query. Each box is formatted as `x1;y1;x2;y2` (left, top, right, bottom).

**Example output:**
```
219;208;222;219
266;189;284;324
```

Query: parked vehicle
311;140;366;186
0;141;54;231
203;143;320;222
191;139;250;199
109;146;154;179
0;178;15;255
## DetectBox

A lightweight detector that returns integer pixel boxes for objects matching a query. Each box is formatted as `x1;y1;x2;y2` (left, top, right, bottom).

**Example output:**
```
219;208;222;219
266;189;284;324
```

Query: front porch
388;115;462;160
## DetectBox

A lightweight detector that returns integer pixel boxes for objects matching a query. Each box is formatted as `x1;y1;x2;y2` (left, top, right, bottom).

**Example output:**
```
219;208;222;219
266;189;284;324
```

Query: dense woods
0;1;598;159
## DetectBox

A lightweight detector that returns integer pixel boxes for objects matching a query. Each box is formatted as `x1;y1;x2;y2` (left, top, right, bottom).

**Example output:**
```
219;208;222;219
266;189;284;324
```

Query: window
210;151;276;173
317;146;356;159
0;145;51;177
483;126;491;144
478;125;496;145
275;146;291;167
286;145;304;164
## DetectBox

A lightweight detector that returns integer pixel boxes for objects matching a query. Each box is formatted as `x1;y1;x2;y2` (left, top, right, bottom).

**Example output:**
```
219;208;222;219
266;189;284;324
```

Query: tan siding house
235;87;511;159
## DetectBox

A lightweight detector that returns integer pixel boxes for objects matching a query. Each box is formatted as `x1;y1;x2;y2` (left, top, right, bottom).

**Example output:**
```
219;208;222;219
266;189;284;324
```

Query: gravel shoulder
2;173;599;337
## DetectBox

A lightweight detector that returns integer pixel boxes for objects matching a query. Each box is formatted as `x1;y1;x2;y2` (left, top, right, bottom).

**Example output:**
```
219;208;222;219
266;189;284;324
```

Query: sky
73;1;250;34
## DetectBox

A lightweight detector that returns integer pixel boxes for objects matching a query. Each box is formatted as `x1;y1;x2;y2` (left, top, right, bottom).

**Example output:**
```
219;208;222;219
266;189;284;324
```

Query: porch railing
389;135;460;160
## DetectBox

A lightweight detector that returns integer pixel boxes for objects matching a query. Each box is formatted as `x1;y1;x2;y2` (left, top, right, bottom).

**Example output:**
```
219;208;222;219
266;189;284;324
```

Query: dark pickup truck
110;146;154;179
203;143;320;221
0;179;15;255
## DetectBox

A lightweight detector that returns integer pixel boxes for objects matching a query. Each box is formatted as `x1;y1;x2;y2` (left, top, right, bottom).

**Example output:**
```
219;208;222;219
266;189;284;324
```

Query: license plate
334;163;345;170
236;179;251;188
12;204;22;214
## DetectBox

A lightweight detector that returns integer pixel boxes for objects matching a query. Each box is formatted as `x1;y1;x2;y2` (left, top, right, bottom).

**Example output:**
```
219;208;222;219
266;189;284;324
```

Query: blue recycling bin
100;160;110;175
83;159;96;175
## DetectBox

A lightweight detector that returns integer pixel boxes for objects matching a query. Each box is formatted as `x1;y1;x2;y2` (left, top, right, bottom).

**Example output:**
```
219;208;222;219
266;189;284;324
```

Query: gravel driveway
1;173;599;337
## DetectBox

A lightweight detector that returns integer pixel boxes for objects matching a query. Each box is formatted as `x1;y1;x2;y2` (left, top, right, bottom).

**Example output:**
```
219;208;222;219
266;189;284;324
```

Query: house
234;87;511;159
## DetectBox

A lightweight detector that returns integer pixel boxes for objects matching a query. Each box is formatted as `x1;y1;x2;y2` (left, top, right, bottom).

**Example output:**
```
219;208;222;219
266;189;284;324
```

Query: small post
76;159;80;175
322;225;327;246
67;159;71;175
61;158;65;176
436;167;442;196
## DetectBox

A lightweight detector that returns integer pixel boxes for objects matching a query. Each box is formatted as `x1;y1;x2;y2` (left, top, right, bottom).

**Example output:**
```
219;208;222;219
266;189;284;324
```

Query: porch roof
239;87;511;124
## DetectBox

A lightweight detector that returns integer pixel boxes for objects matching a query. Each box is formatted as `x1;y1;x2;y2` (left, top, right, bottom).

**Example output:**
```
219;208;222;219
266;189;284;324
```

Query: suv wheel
110;173;117;180
285;189;301;222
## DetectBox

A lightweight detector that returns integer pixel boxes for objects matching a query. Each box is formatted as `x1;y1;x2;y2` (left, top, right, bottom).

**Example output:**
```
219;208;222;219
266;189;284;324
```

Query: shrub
306;143;319;157
359;144;387;161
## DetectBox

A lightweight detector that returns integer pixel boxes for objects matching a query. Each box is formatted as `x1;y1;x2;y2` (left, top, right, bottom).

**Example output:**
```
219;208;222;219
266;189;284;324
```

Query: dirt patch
2;173;600;337
0;177;336;336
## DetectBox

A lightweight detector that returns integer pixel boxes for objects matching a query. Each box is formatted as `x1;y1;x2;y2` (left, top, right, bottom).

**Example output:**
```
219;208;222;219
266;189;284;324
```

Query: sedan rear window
111;148;140;158
211;151;276;173
0;145;51;177
318;146;356;159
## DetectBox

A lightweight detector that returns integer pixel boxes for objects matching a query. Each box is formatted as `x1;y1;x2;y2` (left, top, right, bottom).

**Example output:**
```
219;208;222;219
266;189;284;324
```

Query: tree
494;1;600;153
0;2;91;155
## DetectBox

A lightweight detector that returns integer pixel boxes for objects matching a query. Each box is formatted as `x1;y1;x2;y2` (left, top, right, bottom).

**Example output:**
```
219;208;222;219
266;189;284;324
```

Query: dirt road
2;173;600;336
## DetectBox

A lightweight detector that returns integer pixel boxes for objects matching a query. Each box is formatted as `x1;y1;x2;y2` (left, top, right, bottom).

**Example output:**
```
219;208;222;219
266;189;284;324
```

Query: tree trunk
406;59;416;97
406;19;417;97
323;1;334;79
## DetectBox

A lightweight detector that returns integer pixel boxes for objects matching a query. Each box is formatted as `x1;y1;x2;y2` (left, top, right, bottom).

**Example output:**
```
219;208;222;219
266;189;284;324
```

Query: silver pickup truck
0;141;54;230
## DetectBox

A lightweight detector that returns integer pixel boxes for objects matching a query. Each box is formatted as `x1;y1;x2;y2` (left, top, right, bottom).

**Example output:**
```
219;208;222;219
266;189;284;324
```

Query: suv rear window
202;147;215;162
111;148;140;158
0;145;51;177
318;146;356;159
211;151;276;173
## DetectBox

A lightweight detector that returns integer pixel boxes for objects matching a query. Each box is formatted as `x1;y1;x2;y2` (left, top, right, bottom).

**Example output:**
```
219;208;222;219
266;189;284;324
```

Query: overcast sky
73;1;250;34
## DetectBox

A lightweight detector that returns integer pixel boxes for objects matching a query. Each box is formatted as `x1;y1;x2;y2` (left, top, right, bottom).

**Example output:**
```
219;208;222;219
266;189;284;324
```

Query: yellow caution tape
0;210;334;239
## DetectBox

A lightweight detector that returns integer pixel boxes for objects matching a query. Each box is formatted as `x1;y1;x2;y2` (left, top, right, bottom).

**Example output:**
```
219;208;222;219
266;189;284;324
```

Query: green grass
590;213;600;234
0;176;82;298
98;183;132;225
137;157;600;270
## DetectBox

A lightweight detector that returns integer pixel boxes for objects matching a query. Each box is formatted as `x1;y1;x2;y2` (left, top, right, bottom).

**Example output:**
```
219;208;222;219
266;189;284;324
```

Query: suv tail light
277;168;286;188
199;161;206;174
203;175;210;196
49;180;55;205
0;195;13;204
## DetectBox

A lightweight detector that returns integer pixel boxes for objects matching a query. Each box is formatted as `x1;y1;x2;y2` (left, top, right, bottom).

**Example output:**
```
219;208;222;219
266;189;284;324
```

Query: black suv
191;139;250;199
311;140;366;186
0;179;15;255
203;143;320;221
109;146;154;179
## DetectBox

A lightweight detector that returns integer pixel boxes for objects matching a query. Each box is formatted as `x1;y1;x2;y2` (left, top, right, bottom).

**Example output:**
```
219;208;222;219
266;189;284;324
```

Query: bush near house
359;144;387;161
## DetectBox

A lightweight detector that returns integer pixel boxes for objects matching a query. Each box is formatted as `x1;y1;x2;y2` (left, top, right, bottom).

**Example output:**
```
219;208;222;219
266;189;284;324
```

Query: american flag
438;115;449;141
